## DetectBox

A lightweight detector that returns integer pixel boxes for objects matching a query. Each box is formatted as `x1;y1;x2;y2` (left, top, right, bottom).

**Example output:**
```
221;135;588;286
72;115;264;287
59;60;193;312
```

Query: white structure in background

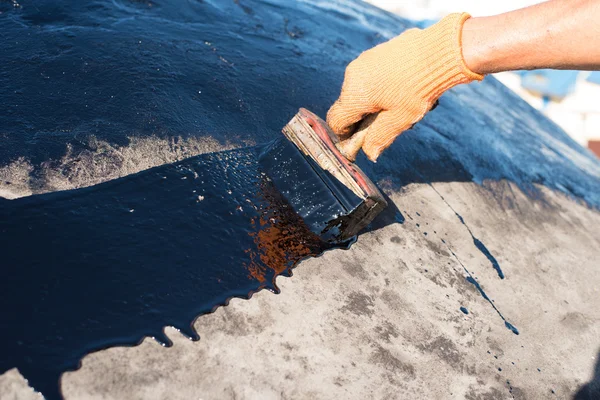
366;0;600;156
365;0;542;20
495;71;600;148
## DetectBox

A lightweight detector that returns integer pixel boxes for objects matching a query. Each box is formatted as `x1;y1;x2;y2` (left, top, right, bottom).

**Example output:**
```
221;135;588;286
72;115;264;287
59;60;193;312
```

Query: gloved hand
327;13;484;162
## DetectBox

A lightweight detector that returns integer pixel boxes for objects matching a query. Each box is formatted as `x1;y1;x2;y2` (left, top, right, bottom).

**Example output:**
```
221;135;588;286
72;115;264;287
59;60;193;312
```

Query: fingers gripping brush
260;108;387;242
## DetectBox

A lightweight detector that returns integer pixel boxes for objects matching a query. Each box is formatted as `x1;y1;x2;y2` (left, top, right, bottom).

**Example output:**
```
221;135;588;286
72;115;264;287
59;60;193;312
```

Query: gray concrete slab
5;180;597;399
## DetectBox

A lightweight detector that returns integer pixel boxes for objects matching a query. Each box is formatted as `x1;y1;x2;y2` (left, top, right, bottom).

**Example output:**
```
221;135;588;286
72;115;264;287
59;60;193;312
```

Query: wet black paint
1;0;599;207
0;142;345;399
460;307;469;315
504;321;520;335
258;137;361;240
473;238;504;279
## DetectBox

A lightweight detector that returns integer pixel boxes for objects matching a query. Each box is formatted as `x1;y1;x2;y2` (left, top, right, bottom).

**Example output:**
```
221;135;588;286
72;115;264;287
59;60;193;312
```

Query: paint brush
260;108;387;242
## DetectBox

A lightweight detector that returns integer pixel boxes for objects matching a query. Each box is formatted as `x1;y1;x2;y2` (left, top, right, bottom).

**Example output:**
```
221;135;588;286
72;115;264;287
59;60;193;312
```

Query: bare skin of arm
462;0;600;74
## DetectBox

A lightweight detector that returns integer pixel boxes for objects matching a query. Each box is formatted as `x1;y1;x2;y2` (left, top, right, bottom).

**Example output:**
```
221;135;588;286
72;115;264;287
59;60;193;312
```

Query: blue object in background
587;71;600;85
520;70;580;100
414;19;437;28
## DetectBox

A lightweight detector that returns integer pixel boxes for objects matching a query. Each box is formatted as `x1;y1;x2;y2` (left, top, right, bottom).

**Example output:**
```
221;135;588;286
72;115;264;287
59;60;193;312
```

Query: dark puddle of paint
460;307;469;315
0;140;353;400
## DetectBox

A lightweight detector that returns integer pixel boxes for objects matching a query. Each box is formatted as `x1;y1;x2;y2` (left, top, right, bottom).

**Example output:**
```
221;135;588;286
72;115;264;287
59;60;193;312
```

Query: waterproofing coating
0;144;337;399
1;0;600;399
1;0;599;208
258;137;363;240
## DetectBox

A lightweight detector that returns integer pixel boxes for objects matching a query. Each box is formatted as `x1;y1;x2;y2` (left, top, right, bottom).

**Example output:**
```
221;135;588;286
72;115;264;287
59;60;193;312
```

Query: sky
366;0;545;20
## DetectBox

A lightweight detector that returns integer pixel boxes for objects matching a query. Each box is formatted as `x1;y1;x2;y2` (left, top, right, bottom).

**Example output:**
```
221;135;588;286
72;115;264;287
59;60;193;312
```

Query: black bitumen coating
0;144;340;399
1;1;600;399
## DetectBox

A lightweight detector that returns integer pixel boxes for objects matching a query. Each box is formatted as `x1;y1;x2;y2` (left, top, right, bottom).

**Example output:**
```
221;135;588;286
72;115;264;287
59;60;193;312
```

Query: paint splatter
473;238;504;279
429;185;505;279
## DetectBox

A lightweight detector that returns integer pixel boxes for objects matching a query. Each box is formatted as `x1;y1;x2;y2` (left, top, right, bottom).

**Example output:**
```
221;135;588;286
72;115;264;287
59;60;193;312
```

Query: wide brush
261;108;387;242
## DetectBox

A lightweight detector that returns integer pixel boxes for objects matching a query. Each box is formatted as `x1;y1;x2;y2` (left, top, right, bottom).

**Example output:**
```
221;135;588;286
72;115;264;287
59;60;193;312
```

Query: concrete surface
3;179;599;399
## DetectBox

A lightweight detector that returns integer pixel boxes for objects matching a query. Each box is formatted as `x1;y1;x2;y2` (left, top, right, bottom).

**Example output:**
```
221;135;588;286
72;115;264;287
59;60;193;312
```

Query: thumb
326;97;371;138
361;109;413;162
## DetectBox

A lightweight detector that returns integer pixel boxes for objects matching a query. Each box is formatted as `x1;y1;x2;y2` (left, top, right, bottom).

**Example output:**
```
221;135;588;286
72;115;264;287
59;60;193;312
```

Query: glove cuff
410;12;484;104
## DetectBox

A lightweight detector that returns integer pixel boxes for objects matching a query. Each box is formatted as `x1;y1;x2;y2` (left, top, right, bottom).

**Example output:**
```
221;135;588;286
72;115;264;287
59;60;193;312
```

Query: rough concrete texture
0;369;40;400
5;180;598;399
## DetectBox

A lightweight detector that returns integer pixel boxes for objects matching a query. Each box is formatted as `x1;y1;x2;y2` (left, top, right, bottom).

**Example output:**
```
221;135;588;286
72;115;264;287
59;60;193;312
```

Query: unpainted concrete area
3;180;598;399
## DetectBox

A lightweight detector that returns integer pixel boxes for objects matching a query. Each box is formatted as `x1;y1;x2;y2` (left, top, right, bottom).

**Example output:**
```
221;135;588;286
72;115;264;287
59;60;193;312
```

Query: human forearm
327;1;600;161
462;0;600;74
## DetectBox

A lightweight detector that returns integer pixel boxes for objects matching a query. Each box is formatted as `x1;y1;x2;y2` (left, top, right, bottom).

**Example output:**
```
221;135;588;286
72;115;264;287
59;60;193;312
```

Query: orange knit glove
327;13;484;162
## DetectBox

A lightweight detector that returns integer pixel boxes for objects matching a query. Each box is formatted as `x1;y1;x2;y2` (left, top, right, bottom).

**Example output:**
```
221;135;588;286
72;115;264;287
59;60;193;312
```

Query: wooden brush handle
336;128;368;162
335;113;378;162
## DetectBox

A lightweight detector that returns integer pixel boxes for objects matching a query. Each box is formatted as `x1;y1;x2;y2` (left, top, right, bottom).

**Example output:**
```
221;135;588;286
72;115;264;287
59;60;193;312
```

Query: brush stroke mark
429;184;505;279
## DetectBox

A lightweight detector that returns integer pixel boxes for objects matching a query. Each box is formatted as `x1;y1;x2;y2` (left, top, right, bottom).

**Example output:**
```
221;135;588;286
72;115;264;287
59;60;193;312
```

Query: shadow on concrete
364;191;405;234
574;351;600;400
